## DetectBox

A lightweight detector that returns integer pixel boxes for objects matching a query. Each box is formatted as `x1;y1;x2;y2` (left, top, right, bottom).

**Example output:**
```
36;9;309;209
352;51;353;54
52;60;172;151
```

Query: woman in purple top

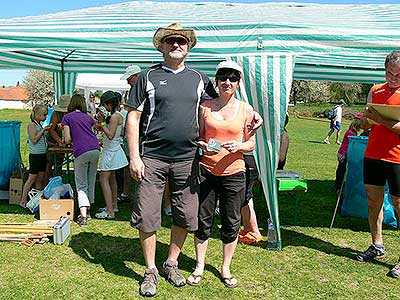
62;94;100;226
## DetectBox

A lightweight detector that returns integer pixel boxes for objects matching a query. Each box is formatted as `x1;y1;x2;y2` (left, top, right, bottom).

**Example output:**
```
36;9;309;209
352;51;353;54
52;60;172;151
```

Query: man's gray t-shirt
126;64;217;161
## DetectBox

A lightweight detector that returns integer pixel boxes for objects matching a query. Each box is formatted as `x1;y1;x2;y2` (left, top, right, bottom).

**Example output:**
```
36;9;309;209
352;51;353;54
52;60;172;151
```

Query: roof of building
0;86;29;101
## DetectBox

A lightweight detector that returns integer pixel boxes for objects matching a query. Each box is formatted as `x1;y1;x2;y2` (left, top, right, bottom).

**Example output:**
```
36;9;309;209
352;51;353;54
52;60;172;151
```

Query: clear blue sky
0;0;398;85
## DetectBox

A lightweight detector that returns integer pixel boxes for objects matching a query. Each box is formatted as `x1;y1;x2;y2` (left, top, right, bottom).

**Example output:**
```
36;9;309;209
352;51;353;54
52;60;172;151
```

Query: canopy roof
0;1;397;82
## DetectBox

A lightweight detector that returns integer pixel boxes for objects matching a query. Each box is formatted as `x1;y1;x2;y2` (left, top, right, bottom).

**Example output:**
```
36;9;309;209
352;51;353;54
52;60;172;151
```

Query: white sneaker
98;207;119;213
94;210;115;219
336;141;342;145
323;139;330;144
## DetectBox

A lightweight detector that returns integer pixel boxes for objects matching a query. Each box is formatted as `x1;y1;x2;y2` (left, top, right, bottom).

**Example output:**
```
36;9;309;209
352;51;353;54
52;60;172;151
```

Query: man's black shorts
364;157;400;196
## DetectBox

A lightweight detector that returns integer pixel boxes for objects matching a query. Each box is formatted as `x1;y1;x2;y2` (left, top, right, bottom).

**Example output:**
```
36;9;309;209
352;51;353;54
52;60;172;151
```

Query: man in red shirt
356;51;400;279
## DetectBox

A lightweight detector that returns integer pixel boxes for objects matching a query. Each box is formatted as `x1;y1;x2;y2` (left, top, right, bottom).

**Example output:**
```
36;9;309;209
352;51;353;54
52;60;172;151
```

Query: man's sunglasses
164;37;188;45
217;75;240;83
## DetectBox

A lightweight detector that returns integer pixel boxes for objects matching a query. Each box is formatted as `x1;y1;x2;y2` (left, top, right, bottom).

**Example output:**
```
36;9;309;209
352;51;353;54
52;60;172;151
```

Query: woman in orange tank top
187;61;255;288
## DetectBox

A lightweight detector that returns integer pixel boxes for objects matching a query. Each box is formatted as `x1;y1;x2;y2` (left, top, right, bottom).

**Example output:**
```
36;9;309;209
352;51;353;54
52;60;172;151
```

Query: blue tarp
341;136;397;228
0;121;22;190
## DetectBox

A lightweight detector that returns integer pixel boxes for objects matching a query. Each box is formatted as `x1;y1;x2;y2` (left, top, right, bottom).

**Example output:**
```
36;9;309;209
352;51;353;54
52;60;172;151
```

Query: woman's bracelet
101;122;106;127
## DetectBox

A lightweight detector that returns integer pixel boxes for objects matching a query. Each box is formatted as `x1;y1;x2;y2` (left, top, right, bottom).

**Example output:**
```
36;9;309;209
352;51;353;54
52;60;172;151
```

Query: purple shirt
62;111;100;158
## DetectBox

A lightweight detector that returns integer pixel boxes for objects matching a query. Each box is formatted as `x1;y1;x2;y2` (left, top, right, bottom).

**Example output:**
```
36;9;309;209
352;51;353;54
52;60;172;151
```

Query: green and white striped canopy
1;1;397;249
0;1;396;81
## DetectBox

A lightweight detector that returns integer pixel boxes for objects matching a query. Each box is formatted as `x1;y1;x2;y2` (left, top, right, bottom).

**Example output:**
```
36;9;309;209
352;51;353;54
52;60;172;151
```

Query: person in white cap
121;65;142;89
125;24;262;297
187;60;255;288
117;65;142;203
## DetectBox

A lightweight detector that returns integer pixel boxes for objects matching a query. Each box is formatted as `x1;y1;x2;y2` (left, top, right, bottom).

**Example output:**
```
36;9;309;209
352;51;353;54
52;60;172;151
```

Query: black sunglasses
164;37;188;45
217;75;240;83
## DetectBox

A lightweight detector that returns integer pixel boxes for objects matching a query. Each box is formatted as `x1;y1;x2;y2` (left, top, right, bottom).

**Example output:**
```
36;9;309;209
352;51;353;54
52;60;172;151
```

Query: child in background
335;112;364;192
20;104;50;208
95;91;128;219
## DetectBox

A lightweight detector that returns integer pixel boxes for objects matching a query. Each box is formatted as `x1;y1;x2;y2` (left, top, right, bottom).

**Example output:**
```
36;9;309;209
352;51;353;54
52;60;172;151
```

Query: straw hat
53;94;71;112
120;65;142;80
153;23;197;51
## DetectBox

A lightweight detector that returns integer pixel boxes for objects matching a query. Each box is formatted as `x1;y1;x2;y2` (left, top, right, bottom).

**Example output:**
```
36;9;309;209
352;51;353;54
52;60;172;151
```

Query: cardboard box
9;178;23;205
39;199;74;220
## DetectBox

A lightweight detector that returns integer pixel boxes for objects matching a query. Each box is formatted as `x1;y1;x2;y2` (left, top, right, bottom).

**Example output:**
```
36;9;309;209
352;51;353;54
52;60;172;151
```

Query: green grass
1;108;400;300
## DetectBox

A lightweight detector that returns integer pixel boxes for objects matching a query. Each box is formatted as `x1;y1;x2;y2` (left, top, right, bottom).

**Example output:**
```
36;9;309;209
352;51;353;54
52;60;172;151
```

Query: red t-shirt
364;83;400;163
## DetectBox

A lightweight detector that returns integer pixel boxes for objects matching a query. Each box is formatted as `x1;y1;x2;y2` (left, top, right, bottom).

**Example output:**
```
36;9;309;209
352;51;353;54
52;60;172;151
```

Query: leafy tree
290;80;330;104
22;70;54;106
328;82;371;104
290;80;372;105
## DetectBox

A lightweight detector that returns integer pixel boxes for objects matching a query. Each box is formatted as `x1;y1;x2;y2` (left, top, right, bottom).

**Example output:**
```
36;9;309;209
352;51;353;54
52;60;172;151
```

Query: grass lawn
1;107;399;300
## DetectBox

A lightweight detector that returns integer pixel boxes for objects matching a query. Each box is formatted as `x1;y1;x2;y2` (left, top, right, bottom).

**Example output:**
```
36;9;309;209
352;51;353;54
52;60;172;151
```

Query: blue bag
43;176;63;199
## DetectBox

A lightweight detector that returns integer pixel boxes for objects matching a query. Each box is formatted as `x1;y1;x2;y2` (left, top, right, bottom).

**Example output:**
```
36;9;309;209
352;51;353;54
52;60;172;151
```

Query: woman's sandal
221;276;238;288
187;273;203;286
239;231;263;244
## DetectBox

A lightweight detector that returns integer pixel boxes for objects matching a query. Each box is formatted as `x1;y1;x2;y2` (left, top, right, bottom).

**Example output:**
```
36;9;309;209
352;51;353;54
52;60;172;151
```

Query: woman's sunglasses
217;75;240;83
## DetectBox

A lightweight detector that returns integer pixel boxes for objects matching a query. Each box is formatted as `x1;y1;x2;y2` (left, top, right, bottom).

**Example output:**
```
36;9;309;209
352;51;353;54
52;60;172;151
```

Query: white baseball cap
120;65;142;80
216;61;243;74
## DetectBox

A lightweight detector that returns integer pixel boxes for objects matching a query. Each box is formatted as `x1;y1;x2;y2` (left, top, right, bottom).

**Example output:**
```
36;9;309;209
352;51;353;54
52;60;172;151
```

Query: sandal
221;276;238;288
186;273;203;286
239;231;263;244
239;229;248;238
117;194;129;202
94;210;115;220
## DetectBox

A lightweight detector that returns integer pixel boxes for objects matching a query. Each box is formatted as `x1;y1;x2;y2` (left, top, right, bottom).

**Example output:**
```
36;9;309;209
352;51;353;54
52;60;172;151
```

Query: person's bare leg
80;206;88;218
36;171;46;190
110;171;118;211
140;230;157;269
324;129;334;142
192;237;208;275
391;196;400;229
241;199;261;236
168;225;187;262
365;184;385;244
20;174;37;207
99;171;113;215
221;238;238;282
336;129;342;143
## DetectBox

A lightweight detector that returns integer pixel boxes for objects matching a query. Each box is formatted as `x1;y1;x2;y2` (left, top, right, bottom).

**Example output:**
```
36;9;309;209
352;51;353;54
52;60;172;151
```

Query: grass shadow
68;231;213;282
280;228;393;269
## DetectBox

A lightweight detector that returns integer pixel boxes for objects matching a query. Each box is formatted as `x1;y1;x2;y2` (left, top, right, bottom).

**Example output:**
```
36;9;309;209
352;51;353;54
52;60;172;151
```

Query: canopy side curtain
53;72;77;103
231;55;294;250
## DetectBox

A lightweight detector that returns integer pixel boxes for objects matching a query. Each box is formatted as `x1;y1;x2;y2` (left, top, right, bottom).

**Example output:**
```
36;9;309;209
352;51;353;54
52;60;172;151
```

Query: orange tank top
364;83;400;163
200;100;247;176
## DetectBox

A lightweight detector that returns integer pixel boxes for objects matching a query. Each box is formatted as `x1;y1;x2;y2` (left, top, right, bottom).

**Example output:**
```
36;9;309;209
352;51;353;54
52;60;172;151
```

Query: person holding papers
356;51;400;279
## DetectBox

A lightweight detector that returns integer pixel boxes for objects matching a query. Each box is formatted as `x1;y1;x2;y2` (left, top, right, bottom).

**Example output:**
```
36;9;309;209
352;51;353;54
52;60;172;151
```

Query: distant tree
290;80;372;105
290;80;330;104
328;82;371;104
22;70;54;106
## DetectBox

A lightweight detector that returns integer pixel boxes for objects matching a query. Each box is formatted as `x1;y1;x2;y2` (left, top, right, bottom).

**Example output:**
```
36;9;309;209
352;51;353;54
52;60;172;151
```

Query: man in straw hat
126;23;262;296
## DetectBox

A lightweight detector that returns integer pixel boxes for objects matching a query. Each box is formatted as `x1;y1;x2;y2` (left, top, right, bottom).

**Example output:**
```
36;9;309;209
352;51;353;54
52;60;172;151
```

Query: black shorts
364;157;400;196
29;153;47;174
243;154;259;206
